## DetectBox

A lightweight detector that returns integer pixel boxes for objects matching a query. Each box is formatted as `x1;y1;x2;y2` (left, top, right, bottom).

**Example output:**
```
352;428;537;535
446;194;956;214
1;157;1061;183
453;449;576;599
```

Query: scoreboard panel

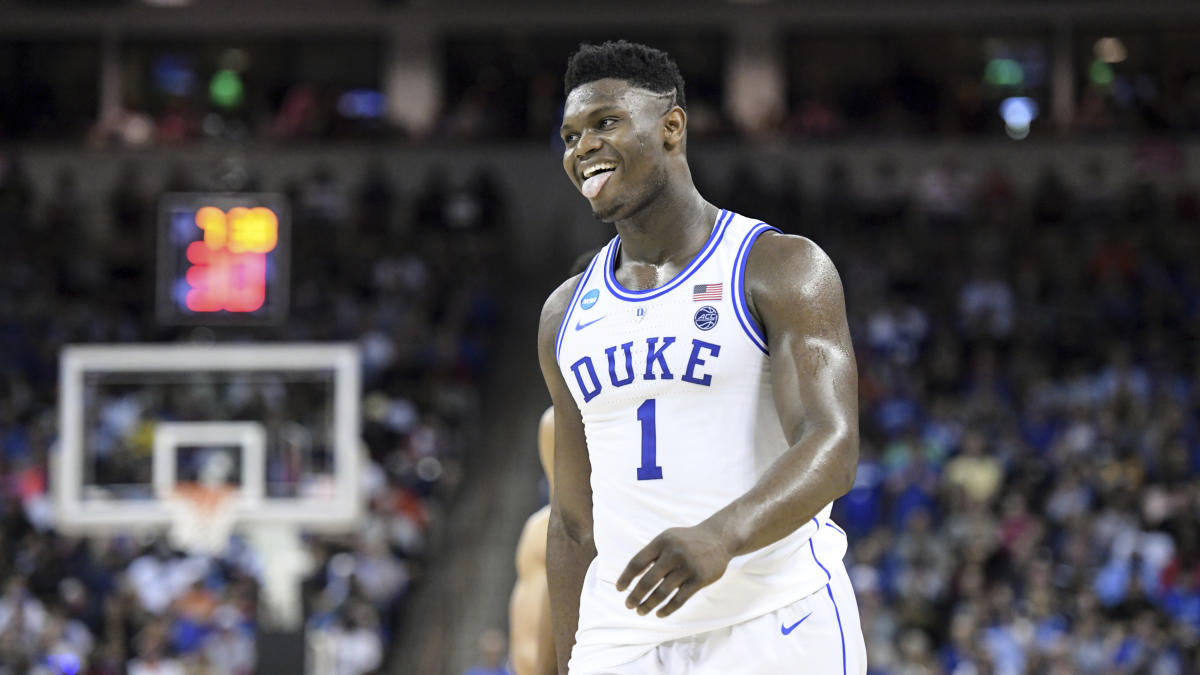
157;193;290;325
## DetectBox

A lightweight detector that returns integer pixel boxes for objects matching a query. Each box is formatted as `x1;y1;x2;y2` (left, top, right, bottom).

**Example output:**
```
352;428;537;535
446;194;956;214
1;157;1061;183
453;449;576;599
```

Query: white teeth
583;163;616;179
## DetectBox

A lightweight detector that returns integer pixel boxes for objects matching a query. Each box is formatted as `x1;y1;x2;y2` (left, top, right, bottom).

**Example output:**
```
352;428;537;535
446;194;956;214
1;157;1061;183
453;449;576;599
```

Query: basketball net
166;484;310;630
164;482;239;556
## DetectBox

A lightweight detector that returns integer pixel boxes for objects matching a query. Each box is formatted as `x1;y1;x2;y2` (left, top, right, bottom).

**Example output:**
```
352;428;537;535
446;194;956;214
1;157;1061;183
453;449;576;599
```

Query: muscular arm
617;233;859;617
537;277;597;674
508;508;557;675
706;232;859;552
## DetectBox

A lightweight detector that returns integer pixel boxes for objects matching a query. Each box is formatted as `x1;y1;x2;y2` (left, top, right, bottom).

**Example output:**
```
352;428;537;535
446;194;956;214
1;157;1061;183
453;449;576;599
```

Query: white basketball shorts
570;556;867;675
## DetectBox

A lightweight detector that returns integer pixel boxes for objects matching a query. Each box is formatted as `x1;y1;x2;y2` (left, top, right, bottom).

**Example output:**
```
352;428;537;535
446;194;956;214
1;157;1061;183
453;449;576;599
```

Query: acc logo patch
580;289;600;310
694;305;719;331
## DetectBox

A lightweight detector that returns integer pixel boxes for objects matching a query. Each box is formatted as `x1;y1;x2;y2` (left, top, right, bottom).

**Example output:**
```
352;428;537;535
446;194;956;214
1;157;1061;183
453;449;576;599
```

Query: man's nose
575;129;602;157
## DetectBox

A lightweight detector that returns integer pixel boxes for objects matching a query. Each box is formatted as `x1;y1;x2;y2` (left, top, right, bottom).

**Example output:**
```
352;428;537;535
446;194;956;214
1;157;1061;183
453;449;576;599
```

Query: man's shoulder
538;273;586;350
544;273;585;315
743;232;843;316
747;230;836;283
746;230;826;265
515;506;551;573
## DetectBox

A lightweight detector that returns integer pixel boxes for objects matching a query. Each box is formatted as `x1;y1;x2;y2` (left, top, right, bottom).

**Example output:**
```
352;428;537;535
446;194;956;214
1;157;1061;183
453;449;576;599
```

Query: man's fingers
655;581;700;618
616;538;664;591
635;570;690;616
624;559;672;609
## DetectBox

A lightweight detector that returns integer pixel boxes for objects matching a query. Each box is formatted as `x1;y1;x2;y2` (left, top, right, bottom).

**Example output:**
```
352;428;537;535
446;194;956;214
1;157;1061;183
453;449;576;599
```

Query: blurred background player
507;407;557;675
509;251;596;675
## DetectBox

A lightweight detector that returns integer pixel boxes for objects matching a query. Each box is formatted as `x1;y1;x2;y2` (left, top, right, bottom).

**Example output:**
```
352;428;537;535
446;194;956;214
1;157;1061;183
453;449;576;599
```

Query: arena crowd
1;146;1198;674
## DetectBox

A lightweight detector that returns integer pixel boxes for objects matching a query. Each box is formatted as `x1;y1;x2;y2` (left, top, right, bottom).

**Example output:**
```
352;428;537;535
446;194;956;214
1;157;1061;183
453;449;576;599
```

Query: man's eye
598;118;618;129
564;133;579;144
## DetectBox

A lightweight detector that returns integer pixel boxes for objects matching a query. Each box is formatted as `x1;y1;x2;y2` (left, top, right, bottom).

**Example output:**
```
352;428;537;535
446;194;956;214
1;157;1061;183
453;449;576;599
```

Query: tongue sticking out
582;171;613;199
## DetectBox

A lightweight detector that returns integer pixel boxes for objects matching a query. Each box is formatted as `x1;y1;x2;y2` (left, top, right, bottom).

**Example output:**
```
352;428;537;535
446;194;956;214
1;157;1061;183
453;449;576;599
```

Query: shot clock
157;193;290;325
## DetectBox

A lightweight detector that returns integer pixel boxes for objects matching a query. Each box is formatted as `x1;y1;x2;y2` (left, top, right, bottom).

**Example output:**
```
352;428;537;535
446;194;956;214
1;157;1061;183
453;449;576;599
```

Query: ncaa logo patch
694;305;719;331
580;289;600;310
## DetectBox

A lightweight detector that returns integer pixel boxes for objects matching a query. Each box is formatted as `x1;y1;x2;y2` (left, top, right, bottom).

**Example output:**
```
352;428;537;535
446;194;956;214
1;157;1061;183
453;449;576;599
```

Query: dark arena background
2;1;1200;673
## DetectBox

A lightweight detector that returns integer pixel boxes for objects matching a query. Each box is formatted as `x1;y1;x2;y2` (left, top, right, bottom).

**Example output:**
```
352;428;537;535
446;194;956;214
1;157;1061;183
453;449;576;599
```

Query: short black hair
564;40;687;112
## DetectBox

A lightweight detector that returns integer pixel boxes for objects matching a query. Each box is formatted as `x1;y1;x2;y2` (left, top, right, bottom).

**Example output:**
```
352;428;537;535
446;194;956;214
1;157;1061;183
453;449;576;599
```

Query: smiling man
537;40;867;674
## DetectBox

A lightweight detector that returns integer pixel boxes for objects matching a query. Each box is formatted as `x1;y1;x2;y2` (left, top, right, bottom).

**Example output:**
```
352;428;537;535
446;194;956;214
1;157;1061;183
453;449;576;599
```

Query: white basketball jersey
556;209;848;672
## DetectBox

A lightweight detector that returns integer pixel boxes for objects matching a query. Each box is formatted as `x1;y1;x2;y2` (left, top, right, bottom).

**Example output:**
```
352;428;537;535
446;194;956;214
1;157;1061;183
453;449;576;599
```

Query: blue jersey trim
601;209;733;302
825;521;846;536
731;222;779;354
811;532;847;673
809;538;832;582
811;535;830;578
555;254;601;362
826;584;848;675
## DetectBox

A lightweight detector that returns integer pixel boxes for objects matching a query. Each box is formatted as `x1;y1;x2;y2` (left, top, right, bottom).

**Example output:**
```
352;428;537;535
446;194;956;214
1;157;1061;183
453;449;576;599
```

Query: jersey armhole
554;254;601;363
731;223;781;355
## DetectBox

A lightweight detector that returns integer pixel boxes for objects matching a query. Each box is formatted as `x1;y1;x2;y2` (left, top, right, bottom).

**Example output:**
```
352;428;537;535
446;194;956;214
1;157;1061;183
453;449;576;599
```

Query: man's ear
663;107;686;150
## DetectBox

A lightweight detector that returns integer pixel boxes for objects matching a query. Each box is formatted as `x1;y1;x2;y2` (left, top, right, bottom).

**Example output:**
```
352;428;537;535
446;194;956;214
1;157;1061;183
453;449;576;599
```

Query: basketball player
508;407;558;675
537;41;867;674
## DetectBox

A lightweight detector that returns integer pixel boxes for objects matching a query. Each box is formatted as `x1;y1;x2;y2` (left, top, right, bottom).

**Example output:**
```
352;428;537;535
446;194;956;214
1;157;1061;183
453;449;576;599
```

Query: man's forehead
564;79;667;116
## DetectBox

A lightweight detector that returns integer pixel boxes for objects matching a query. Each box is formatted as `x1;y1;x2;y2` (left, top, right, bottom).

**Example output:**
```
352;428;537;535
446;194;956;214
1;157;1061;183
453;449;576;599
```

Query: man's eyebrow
560;105;623;131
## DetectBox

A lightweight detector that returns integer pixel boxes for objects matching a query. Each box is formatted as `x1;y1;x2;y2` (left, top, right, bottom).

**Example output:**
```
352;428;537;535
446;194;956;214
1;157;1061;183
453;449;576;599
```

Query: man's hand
615;522;734;618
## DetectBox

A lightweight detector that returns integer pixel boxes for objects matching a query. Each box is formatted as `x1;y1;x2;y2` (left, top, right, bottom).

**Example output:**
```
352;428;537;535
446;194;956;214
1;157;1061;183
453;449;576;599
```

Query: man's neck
612;182;716;267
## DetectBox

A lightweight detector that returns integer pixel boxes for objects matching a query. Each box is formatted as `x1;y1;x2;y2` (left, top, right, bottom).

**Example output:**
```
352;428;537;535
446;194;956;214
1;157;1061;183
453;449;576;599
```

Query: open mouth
581;162;617;198
582;162;617;179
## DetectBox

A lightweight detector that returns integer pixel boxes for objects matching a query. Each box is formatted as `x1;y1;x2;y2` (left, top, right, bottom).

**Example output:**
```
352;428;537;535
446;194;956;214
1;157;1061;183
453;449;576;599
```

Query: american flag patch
692;283;723;301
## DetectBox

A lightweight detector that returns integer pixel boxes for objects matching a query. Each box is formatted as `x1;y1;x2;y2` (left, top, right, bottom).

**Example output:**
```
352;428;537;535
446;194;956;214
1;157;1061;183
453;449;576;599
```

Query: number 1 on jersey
636;398;663;480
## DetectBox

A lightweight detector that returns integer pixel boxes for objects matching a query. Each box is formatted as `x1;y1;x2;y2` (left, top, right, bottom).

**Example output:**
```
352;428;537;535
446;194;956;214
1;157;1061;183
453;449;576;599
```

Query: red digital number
184;207;278;313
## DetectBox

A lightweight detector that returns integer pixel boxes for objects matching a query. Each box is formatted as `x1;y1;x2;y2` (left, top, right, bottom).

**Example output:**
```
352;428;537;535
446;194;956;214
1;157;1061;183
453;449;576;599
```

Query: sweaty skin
508;408;558;675
539;280;594;675
613;232;859;617
541;77;858;674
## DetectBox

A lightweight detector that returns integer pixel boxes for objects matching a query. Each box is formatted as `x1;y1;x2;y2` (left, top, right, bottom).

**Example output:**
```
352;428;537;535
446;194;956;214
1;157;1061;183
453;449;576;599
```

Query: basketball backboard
55;343;362;536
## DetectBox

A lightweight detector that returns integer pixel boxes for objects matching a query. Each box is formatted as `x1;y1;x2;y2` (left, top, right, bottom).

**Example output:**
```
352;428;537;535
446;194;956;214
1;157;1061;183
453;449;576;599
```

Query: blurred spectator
916;156;974;228
309;602;384;675
202;609;255;675
127;621;184;675
958;265;1016;340
86;105;157;148
943;431;1003;505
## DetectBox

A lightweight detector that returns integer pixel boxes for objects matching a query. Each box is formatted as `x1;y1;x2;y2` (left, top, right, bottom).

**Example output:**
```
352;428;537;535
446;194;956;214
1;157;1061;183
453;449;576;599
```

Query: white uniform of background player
555;210;867;674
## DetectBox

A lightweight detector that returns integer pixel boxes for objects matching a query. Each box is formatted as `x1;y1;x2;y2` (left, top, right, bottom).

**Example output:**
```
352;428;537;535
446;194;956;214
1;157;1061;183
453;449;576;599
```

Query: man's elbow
549;507;593;549
830;426;860;498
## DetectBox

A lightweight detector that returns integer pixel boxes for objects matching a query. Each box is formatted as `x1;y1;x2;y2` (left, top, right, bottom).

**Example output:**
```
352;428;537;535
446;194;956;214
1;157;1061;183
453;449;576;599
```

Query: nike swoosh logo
575;315;607;331
781;612;814;635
